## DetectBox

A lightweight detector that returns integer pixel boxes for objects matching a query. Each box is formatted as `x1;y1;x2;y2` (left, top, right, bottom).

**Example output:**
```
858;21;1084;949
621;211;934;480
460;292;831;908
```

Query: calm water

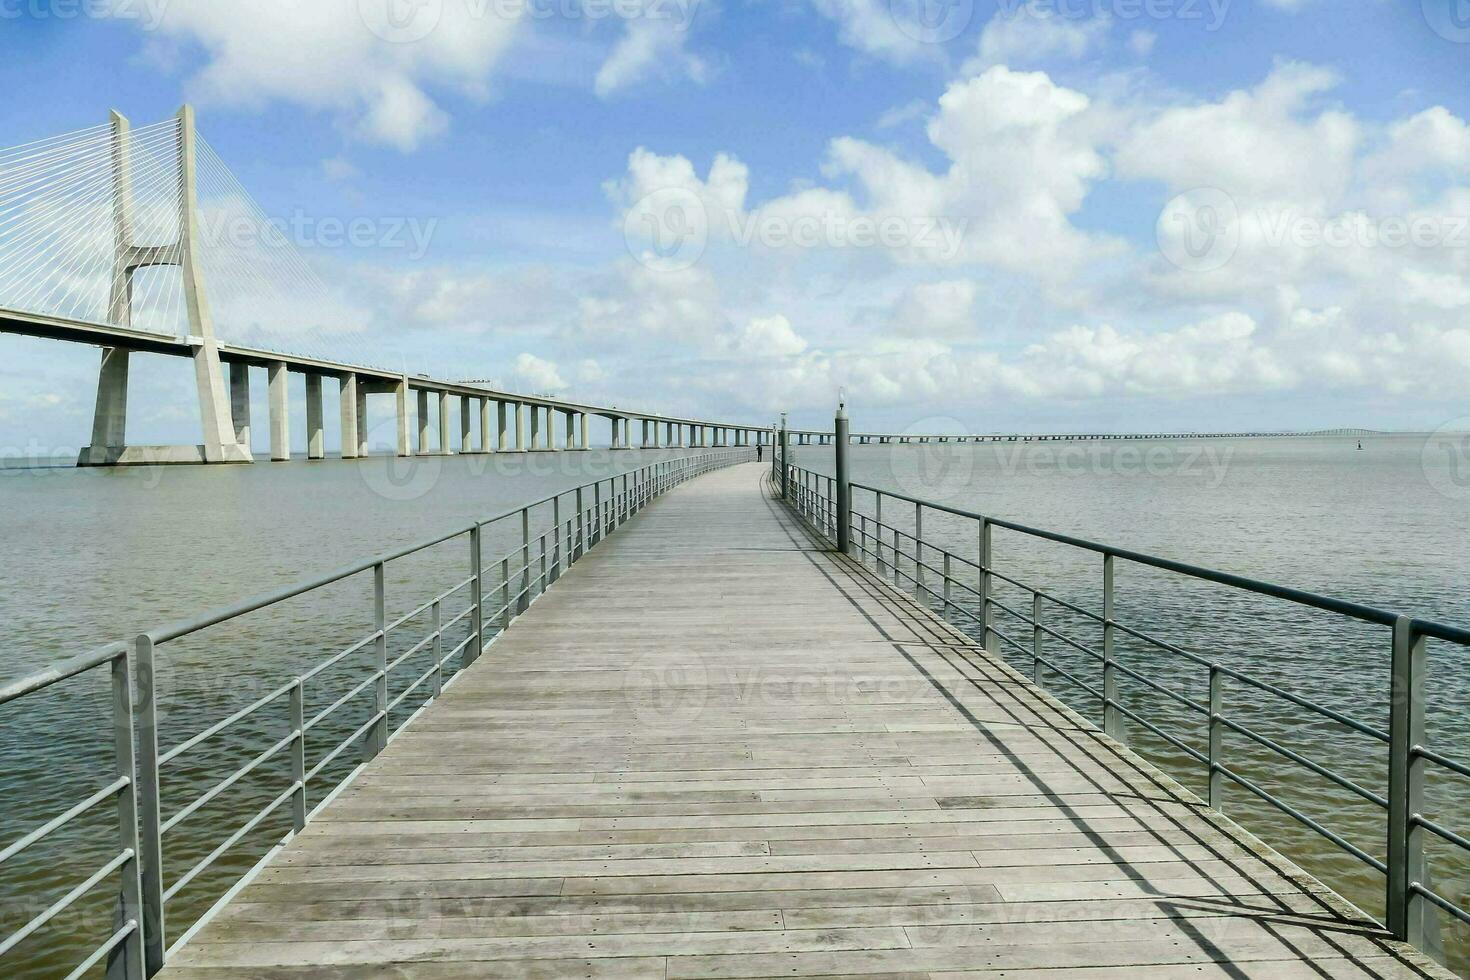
2;436;1468;975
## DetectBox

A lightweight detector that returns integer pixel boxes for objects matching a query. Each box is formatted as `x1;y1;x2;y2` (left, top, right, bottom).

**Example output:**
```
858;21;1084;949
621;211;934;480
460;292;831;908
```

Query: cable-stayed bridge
0;109;1378;467
0;108;769;465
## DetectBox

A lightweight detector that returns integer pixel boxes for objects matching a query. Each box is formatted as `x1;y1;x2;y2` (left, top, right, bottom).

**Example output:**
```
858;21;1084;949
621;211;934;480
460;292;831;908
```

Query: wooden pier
159;463;1450;979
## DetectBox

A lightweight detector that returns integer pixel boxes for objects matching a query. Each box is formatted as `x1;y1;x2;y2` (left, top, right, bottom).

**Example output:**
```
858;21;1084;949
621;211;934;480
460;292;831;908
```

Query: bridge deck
161;463;1446;979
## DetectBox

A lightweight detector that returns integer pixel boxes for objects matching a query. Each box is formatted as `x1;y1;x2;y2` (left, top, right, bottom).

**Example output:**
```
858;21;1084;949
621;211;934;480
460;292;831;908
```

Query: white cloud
595;17;708;98
1128;29;1156;57
1115;62;1359;208
964;3;1110;73
731;314;808;356
892;279;977;337
515;353;566;392
809;0;932;65
132;0;522;151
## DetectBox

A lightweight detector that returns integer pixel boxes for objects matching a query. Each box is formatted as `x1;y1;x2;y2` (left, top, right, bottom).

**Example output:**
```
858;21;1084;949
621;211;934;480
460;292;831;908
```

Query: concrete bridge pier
305;375;324;460
229;364;250;450
416;389;432;455
579;412;591;451
268;363;289;461
478;398;492;453
338;374;358;459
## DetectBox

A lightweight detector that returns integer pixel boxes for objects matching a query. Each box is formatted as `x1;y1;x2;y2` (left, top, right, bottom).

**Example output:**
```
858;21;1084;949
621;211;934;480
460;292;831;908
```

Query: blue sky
0;0;1468;449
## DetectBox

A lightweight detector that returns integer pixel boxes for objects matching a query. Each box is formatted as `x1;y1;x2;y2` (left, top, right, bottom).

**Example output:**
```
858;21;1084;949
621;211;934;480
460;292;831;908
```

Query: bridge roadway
159;464;1448;979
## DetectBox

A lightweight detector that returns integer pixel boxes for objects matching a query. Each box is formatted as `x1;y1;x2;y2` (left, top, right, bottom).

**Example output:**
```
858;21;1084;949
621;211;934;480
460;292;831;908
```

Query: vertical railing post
107;647;145;980
876;495;887;579
1102;553;1123;742
289;680;306;832
431;600;444;698
593;483;602;545
499;555;510;627
575;487;585;560
1208;664;1223;811
779;414;790;500
913;502;925;603
468;524;483;664
834;403;850;554
550;498;562;583
1387;615;1429;948
942;553;952;619
538;533;548;598
979;519;996;653
371;562;388;756
518;507;531;613
132;634;165;976
1031;593;1042;685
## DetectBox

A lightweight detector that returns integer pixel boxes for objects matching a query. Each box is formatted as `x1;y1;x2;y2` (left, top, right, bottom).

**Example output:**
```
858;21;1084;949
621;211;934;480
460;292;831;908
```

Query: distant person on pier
756;444;764;462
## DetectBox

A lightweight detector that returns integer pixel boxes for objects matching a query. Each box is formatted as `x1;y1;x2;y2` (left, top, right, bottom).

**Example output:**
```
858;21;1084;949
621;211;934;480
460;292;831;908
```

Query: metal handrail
775;449;1470;964
1;447;753;978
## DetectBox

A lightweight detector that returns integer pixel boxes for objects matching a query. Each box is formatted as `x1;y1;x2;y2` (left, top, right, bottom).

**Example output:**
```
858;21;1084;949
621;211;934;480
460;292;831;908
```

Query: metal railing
774;426;1469;967
0;447;752;978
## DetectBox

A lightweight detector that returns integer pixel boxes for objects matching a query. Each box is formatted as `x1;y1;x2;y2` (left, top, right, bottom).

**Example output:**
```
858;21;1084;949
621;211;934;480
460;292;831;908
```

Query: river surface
2;435;1468;975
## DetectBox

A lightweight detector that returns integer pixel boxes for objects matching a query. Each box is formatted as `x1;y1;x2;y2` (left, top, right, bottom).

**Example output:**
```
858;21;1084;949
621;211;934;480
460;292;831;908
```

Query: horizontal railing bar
163;782;300;904
1107;619;1388;741
1410;881;1470;928
1037;589;1105;623
160;678;296;766
161;730;298;836
1214;716;1386;808
306;712;382;782
304;673;378;733
0;642;125;706
1412;813;1470;857
852;482;1423;631
1215;763;1388;874
1034;655;1103;701
62;921;138;980
1111;702;1208;765
0;849;133;957
384;576;476;635
297;630;380;685
0;776;129;866
1415;744;1470;781
1110;661;1206;714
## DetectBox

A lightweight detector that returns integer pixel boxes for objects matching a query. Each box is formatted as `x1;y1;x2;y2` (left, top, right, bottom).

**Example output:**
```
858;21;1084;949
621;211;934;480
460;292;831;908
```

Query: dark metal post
468;524;483;663
132;635;165;974
107;648;146;980
834;403;850;554
779;414;790;500
1387;615;1429;947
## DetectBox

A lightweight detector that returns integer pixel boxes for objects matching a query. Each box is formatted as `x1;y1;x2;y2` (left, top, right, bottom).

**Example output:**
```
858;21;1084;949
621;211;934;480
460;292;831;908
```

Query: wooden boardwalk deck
161;463;1450;979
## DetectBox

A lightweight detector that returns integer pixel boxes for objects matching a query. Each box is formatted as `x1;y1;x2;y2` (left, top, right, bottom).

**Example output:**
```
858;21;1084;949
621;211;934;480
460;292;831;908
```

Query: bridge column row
216;367;759;460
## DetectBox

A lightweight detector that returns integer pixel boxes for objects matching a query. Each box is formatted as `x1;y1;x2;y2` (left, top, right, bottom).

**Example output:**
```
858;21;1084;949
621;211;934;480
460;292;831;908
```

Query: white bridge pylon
87;107;245;465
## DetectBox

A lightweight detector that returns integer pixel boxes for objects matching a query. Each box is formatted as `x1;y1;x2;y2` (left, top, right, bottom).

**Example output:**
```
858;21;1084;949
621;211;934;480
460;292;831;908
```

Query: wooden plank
158;464;1449;979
